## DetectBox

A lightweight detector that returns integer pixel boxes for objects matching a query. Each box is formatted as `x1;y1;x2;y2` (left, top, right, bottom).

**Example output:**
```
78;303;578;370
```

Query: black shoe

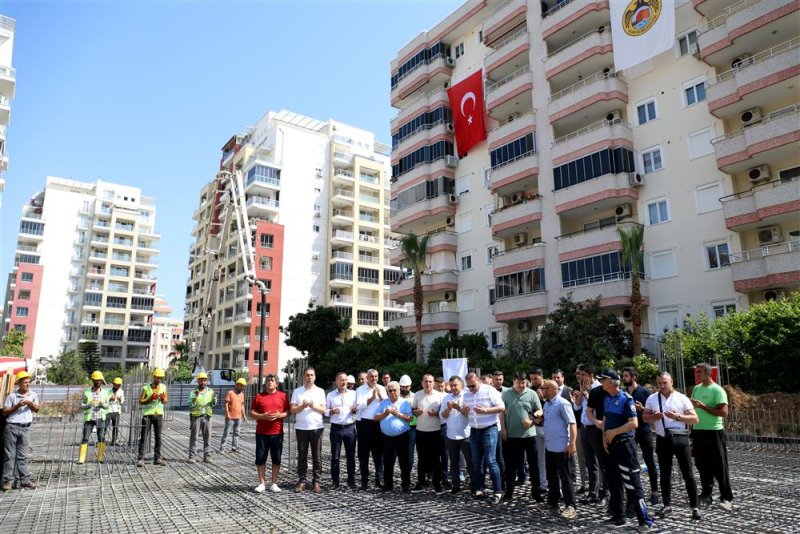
450;486;461;495
434;485;443;495
331;483;340;490
401;486;410;494
699;494;713;507
650;492;660;505
375;481;384;490
692;508;702;520
579;496;597;505
360;481;369;491
442;479;452;489
606;516;626;527
410;484;424;494
597;497;609;508
347;483;357;490
576;486;588;495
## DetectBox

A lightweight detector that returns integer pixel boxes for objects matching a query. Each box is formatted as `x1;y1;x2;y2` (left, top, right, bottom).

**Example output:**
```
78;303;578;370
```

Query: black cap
529;368;543;376
597;369;620;381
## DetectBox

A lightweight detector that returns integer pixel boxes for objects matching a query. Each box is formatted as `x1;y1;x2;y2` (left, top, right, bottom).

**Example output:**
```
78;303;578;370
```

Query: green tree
170;340;191;363
504;332;537;362
618;223;645;356
632;354;659;387
102;367;126;384
1;329;27;357
400;233;429;364
169;358;194;383
46;349;87;385
79;335;101;375
280;305;349;369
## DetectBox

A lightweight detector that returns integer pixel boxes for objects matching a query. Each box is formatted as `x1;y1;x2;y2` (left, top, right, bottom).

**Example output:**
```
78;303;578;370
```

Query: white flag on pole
610;0;676;72
442;358;468;382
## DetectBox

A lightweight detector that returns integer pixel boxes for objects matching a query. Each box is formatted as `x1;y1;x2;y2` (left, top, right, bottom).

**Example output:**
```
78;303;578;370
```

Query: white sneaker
270;483;281;493
254;483;266;493
720;500;733;511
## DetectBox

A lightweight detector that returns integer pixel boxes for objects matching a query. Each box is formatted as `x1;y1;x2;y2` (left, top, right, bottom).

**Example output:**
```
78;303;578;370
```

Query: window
656;306;680;333
460;253;472;271
495;268;546;298
711;301;737;318
260;256;273;271
789;229;800;251
312;225;320;233
457;213;472;233
17;290;31;300
314;187;321;194
779;166;800;183
454;42;464;58
649;249;676;279
684;80;706;106
647;199;670;225
456;175;470;195
687;128;714;159
458;290;474;311
488;286;496;305
553;147;635;191
13;324;26;332
677;30;698;56
489;329;504;349
489;133;536;168
487;245;499;264
642;147;663;173
705;242;730;270
560;251;643;288
260;234;274;248
696;182;722;213
636;100;657;125
15;307;29;317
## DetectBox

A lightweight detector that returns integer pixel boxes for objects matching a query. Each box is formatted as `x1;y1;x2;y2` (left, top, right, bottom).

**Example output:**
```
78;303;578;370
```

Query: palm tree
401;233;430;364
618;223;645;356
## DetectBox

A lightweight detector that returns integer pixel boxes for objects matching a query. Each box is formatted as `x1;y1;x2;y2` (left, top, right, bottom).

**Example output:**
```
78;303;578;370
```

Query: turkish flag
447;69;487;158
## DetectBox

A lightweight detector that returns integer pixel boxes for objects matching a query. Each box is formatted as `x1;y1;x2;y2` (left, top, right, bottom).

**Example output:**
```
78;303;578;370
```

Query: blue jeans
329;423;357;486
470;426;501;493
407;426;416;468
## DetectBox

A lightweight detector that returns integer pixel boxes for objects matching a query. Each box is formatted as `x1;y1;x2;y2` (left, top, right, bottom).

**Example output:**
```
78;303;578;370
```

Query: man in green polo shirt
500;371;543;503
690;363;733;511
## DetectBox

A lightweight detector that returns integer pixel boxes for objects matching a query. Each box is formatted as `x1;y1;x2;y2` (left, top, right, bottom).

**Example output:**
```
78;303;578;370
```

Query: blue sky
0;0;460;317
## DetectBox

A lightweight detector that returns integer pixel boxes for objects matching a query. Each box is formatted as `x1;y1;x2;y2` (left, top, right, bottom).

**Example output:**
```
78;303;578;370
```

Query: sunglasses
467;384;478;389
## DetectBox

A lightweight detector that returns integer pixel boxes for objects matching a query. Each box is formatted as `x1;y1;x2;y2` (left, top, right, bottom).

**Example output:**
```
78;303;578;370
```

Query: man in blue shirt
599;369;654;532
375;381;413;493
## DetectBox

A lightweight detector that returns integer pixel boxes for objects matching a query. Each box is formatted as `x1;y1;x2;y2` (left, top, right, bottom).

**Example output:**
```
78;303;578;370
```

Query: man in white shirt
326;372;358;489
411;374;444;494
439;376;473;495
3;371;40;491
463;372;505;504
290;367;326;493
355;368;387;490
644;372;701;521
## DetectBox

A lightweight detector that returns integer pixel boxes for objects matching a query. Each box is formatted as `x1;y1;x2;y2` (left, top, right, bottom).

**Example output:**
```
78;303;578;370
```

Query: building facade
184;110;402;378
388;0;799;354
149;296;183;370
2;178;160;367
0;15;16;193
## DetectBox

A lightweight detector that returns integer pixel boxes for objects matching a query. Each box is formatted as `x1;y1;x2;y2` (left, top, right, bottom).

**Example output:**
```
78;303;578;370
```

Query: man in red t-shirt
250;374;289;493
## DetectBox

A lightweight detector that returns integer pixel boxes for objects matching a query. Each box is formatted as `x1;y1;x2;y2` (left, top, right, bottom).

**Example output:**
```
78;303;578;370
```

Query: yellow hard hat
152;368;166;378
236;378;247;386
15;370;31;382
91;371;105;381
113;377;123;385
196;372;208;380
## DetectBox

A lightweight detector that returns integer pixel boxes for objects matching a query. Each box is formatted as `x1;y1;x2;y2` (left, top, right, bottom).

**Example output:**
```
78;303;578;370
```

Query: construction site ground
1;412;797;533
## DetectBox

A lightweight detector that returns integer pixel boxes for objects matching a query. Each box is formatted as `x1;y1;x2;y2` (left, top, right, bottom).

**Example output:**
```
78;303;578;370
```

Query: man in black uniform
623;367;659;506
581;365;609;506
599;369;654;532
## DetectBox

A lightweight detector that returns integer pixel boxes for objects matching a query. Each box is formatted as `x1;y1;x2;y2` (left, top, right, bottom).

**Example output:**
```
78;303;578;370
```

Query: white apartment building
0;15;16;193
389;0;799;355
2;177;160;368
184;110;402;377
150;295;183;370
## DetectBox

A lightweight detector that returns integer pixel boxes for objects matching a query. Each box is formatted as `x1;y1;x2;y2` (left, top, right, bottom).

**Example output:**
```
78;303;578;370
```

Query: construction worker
188;371;217;464
2;371;40;491
220;377;247;453
79;371;110;464
107;377;125;445
137;368;168;467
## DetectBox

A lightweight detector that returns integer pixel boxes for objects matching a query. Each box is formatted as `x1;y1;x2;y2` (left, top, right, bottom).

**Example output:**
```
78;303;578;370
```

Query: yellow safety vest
141;383;166;416
82;388;110;422
189;388;216;417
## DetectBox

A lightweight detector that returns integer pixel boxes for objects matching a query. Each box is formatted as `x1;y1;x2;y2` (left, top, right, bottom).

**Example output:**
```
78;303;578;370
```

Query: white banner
610;0;676;72
442;358;468;382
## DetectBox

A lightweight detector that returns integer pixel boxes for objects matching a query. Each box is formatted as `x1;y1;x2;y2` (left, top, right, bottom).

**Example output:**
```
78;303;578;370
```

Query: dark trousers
635;429;658;494
504;437;541;499
137;415;163;461
382;432;410;491
439;425;449;481
296;428;323;484
495;435;506;485
606;438;651;524
106;413;120;443
415;429;442;487
330;423;356;486
692;429;733;501
356;419;383;485
546;450;576;508
581;425;608;498
446;437;472;490
81;419;106;444
655;435;698;507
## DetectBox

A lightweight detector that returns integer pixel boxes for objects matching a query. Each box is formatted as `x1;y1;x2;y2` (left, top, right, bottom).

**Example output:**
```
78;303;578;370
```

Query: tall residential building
149;295;183;370
0;15;16;193
1;177;160;367
184;110;402;377
388;0;799;354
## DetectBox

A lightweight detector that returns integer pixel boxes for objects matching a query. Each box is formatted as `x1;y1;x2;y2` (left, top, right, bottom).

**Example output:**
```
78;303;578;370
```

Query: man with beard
528;368;548;497
623;367;659;505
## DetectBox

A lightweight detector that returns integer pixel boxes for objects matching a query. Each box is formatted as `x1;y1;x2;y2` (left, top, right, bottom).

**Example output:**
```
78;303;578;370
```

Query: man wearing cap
137;368;168;467
79;371;110;464
107;377;125;445
598;369;654;531
220;377;247;454
2;371;39;491
398;374;416;469
188;372;217;464
355;368;387;490
528;368;548;496
326;372;358;489
411;373;444;494
346;375;356;391
463;372;505;504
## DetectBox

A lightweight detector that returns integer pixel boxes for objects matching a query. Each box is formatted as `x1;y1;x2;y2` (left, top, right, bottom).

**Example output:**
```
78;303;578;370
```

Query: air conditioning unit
312;253;320;260
446;57;456;68
445;216;455;226
628;173;645;187
757;225;781;246
615;203;632;219
448;193;458;205
606;110;622;123
314;211;321;218
740;107;762;125
748;165;771;183
446;123;455;133
315;168;323;177
511;192;523;203
513;233;527;246
444;155;458;168
731;53;753;70
507;112;520;123
443;292;453;301
764;288;784;301
602;67;612;78
517;319;532;332
622;308;632;321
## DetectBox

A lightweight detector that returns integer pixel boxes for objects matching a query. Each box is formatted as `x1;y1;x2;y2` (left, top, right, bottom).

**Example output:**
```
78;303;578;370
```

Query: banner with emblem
610;0;676;71
446;69;487;158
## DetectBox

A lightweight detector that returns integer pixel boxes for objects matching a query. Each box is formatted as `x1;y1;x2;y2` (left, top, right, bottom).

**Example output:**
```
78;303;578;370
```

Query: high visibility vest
82;388;110;422
189;388;216;417
141;383;166;416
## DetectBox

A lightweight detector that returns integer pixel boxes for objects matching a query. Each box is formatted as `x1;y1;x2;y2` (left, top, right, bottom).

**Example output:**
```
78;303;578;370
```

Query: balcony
331;188;355;206
545;26;612;88
246;196;280;217
697;0;799;66
483;0;527;46
0;65;16;98
388;310;459;334
358;234;381;249
245;173;281;194
331;230;354;246
488;112;536;152
0;96;10;124
721;177;800;230
391;194;455;235
706;37;800;118
392;271;459;302
542;0;609;43
565;273;649;308
554;172;639;216
491;196;543;238
730;241;800;292
551;119;632;165
390;229;457;266
391;53;452;108
486;65;534;121
393;120;453;158
330;272;354;288
548;71;627;135
234;312;252;325
485;27;530;80
711;104;800;173
492;243;546;277
333;169;354;186
692;0;727;18
392;158;453;192
556;222;637;261
489;150;539;195
391;88;449;133
494;291;548;322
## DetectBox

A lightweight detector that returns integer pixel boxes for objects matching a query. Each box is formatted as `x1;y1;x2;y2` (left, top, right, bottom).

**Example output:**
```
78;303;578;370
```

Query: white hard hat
346;375;355;384
399;375;412;387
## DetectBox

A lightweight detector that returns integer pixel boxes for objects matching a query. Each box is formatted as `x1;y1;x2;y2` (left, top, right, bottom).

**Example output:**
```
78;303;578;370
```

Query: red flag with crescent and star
447;69;486;158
